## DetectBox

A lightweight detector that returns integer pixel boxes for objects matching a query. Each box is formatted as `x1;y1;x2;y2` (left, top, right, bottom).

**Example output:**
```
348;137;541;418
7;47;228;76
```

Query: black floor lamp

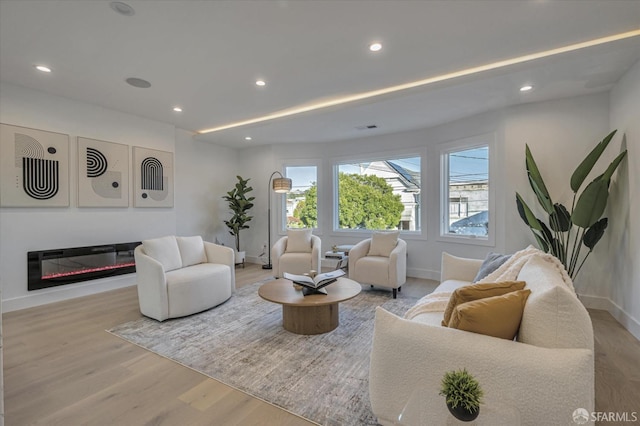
262;171;292;270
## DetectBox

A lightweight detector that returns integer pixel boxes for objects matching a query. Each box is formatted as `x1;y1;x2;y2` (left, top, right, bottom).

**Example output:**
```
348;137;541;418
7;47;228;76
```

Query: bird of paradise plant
516;130;627;279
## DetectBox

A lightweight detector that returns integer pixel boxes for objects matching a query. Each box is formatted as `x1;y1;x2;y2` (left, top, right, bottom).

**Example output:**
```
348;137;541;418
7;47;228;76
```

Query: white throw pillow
368;231;399;257
142;236;182;272
176;236;207;267
286;228;313;253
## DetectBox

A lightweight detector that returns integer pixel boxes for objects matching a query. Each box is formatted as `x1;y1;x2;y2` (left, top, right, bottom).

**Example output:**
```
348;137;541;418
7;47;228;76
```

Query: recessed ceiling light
245;136;252;141
35;65;52;73
125;77;151;88
110;2;135;16
369;42;382;52
255;80;266;87
173;106;183;112
520;85;534;92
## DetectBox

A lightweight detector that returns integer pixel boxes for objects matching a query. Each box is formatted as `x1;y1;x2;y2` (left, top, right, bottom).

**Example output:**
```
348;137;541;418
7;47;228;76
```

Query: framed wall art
77;137;129;207
0;123;70;207
132;146;173;208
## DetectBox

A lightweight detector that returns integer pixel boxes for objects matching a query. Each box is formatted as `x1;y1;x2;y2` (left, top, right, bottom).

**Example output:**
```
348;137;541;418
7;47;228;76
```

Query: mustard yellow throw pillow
448;289;532;340
442;281;527;326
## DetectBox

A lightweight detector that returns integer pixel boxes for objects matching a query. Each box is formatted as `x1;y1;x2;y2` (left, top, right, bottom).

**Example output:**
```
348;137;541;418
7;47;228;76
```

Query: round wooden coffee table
258;277;361;335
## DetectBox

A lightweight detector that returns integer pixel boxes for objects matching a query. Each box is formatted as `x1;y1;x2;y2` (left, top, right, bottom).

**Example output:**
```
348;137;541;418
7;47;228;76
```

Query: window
441;145;490;238
285;165;317;228
335;156;421;231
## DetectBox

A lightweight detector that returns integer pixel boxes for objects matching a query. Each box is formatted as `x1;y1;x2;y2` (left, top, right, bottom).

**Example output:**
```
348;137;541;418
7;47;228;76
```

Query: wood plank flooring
3;264;639;425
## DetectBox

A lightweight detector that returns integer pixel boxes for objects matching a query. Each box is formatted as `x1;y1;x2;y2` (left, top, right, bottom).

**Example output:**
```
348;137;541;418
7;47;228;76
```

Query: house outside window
334;156;421;232
284;165;318;229
441;143;491;239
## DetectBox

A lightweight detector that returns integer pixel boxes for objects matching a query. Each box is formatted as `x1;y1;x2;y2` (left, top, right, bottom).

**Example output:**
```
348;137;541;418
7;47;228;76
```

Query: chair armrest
348;238;371;279
204;242;236;293
369;308;594;426
134;245;169;321
271;236;288;277
388;239;407;287
311;235;321;272
440;252;483;282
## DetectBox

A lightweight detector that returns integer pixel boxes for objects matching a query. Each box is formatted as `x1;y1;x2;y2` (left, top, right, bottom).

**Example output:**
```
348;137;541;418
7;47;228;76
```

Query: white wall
239;93;611;286
606;59;640;339
174;128;238;245
0;83;177;311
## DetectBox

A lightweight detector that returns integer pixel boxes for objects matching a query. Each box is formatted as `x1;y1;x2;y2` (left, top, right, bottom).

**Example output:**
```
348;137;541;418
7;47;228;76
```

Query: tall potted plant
222;176;255;265
516;130;627;279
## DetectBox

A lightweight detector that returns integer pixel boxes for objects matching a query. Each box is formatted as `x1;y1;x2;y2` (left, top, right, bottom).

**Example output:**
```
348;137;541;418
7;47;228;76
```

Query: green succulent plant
516;130;627;279
439;368;483;413
222;176;255;252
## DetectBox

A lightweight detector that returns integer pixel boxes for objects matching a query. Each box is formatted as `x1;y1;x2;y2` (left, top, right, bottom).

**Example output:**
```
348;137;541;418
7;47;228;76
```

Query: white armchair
134;235;235;321
349;232;407;298
271;229;321;278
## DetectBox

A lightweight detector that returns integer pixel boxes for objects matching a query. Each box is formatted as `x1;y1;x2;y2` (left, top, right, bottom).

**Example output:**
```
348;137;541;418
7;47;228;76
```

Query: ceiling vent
356;124;378;130
125;77;151;88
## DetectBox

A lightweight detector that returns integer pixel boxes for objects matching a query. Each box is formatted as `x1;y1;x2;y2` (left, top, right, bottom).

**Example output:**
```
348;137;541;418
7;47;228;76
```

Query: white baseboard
579;294;640;341
2;275;136;313
407;267;440;281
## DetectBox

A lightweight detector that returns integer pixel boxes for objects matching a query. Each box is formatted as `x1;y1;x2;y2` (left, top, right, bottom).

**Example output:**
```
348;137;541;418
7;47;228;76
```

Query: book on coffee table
283;269;345;290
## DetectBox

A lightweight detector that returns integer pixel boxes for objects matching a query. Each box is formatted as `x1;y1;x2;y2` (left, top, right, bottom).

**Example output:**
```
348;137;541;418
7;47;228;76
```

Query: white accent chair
271;228;321;278
134;235;235;321
349;232;407;298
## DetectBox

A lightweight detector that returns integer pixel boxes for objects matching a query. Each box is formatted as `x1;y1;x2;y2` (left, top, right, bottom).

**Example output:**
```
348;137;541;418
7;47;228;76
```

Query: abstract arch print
141;157;163;190
15;133;59;200
133;146;173;207
86;147;108;178
77;137;128;207
22;156;59;200
0;124;69;207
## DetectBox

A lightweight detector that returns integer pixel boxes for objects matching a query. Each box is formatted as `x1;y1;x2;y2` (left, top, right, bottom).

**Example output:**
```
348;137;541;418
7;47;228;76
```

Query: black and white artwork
0;123;70;207
78;137;129;207
132;146;173;207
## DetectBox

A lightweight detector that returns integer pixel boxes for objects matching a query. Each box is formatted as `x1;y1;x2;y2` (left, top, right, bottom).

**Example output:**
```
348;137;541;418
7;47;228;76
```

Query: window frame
438;134;496;247
331;150;424;238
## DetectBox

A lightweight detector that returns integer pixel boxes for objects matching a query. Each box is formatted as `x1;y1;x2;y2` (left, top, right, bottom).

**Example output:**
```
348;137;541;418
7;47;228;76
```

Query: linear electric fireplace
28;242;141;291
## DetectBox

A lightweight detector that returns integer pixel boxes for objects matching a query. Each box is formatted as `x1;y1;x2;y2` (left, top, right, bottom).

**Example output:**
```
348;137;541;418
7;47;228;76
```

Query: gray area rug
108;280;417;425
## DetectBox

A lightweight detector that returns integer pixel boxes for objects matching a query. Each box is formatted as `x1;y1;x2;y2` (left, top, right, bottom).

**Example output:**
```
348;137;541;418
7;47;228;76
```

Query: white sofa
134;235;235;321
369;250;595;425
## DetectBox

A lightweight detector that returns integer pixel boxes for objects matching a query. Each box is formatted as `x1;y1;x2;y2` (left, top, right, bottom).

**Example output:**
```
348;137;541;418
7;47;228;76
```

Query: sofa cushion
516;256;593;350
142;236;182;272
176;236;207;267
285;228;312;253
368;231;399;257
448;289;531;340
473;252;511;282
280;252;314;275
166;263;231;318
355;256;394;287
442;281;527;326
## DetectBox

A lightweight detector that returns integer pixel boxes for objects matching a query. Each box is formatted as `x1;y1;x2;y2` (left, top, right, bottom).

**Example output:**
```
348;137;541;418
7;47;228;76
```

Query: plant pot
447;402;479;422
234;250;246;265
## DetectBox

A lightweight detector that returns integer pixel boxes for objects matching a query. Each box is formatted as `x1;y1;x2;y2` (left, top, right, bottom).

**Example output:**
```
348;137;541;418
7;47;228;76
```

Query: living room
1;1;639;425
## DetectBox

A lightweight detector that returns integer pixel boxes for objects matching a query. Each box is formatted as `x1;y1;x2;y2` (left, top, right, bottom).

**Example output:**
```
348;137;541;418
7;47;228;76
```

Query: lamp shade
272;177;292;193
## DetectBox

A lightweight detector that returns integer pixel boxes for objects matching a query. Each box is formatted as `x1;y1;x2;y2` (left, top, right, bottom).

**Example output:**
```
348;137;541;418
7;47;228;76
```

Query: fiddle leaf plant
516;130;627;279
222;176;255;253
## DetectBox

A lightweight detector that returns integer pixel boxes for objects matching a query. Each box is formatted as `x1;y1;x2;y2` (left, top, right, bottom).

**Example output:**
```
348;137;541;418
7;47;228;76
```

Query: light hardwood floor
3;264;639;425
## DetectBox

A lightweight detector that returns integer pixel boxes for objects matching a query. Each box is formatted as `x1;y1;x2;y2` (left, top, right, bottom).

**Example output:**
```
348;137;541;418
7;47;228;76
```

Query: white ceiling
1;0;639;148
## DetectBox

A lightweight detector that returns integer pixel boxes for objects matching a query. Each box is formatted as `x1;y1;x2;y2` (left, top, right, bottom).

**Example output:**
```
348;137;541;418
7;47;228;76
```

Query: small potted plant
222;176;254;266
439;368;484;422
